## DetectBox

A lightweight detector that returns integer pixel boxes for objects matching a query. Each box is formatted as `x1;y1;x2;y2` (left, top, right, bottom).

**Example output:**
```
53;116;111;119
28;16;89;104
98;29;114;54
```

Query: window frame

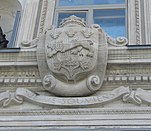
54;0;128;38
54;10;89;27
8;11;21;48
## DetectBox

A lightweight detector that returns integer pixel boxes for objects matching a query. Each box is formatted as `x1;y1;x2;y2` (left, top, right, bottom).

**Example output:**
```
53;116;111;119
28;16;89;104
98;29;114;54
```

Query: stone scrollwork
123;90;142;105
0;91;23;107
107;35;128;47
0;86;129;107
20;37;39;48
42;74;102;97
135;88;151;104
122;88;151;105
90;24;128;47
87;75;101;92
42;75;56;91
116;37;128;45
1;87;151;107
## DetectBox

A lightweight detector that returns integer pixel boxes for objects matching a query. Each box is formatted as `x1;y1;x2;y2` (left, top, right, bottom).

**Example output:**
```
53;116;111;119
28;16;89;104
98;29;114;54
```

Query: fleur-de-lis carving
50;30;62;39
81;28;94;38
65;28;77;37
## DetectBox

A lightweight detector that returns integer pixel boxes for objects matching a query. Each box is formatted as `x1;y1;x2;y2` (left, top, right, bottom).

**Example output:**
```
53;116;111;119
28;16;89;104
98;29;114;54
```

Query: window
55;0;127;38
8;11;21;48
0;0;22;48
58;0;125;6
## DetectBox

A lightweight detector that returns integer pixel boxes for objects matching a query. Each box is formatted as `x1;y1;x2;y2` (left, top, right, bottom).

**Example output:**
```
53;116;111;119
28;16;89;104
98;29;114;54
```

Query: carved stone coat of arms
37;15;108;96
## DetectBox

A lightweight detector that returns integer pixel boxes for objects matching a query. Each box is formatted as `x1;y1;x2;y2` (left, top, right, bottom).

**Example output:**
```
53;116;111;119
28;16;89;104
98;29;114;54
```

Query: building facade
1;0;151;130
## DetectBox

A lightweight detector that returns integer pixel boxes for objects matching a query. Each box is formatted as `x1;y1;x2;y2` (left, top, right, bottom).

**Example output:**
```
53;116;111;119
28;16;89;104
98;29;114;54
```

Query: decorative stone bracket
106;34;128;47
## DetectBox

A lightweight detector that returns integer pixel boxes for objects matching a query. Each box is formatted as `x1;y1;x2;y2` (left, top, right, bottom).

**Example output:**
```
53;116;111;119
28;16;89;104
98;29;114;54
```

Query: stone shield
37;16;108;96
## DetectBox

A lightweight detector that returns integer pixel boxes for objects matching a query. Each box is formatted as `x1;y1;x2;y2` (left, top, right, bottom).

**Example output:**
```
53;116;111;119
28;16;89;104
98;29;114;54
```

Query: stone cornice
0;46;151;87
0;46;151;66
0;48;37;66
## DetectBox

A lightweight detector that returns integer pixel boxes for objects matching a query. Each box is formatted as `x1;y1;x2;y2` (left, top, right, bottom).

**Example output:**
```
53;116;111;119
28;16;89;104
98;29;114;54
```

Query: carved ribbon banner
135;88;151;104
0;91;23;107
15;86;129;107
0;91;10;106
123;88;151;105
2;87;151;107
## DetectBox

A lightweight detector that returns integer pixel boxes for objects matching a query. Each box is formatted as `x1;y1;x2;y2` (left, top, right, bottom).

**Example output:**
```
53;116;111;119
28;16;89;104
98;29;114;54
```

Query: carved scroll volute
37;16;108;96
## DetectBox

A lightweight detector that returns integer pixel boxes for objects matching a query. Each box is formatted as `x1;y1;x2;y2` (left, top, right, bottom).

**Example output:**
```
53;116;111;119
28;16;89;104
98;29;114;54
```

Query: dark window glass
8;11;21;48
59;0;125;6
93;9;126;38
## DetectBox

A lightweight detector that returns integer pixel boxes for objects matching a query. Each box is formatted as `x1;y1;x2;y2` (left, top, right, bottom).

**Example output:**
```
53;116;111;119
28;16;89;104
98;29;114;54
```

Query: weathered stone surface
37;16;108;96
1;0;151;129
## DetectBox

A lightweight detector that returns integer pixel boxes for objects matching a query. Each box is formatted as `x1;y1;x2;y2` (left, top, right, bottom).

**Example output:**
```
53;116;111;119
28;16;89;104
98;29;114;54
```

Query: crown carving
59;15;86;27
